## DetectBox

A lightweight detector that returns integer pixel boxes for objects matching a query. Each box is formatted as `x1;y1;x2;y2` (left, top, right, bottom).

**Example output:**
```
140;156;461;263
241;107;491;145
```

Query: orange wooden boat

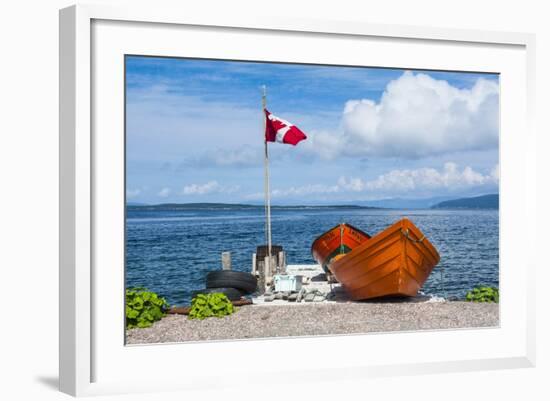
328;218;440;300
311;223;371;272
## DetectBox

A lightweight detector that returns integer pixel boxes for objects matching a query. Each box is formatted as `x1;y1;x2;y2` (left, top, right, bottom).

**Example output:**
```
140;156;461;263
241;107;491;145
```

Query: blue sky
125;56;499;205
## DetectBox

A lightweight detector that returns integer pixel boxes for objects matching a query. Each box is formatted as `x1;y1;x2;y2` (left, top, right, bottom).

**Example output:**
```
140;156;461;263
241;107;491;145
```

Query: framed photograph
59;4;536;396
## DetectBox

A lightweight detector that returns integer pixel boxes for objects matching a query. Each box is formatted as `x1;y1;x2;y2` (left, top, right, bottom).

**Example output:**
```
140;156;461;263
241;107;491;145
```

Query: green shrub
465;286;499;303
126;288;169;329
188;293;235;320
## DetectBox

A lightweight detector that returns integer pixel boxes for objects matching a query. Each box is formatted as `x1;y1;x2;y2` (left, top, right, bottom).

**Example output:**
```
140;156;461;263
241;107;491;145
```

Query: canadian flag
264;109;307;146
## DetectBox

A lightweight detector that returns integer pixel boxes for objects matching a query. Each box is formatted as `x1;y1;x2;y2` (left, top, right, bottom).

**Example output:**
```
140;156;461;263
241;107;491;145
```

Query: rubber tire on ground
206;270;258;294
191;287;243;301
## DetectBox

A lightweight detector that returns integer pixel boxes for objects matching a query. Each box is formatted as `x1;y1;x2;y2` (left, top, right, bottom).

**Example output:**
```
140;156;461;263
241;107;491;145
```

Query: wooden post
221;251;232;270
271;255;277;277
264;255;277;290
278;251;286;274
252;252;257;275
264;255;270;290
257;260;266;294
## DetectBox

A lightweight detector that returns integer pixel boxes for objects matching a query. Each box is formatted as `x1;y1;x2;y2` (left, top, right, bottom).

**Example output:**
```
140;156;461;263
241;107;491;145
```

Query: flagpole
262;85;273;263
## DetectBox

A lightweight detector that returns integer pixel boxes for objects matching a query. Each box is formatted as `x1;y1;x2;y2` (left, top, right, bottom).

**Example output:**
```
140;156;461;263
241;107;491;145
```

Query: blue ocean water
125;208;499;306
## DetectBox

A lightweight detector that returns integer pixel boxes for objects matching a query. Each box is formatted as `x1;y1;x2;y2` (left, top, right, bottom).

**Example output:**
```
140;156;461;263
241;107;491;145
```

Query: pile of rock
263;288;327;303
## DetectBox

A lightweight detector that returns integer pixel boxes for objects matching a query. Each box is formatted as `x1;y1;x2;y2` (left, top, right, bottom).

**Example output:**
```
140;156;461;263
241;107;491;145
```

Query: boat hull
328;218;440;300
311;223;371;272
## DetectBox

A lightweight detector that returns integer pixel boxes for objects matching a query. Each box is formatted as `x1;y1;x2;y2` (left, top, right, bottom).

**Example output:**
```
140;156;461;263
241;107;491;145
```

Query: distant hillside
131;202;257;210
358;196;455;209
431;194;499;209
126;202;149;207
127;202;382;211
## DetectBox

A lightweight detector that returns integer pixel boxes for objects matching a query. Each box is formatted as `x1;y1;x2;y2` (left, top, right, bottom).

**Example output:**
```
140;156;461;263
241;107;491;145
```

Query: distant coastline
431;194;499;210
127;193;499;211
126;202;383;211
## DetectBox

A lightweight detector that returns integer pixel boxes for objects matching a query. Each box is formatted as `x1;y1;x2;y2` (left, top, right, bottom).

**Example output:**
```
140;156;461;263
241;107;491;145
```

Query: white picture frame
59;3;536;397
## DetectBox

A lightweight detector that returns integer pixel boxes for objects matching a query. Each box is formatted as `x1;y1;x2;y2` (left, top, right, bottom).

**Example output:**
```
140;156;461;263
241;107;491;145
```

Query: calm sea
125;208;499;306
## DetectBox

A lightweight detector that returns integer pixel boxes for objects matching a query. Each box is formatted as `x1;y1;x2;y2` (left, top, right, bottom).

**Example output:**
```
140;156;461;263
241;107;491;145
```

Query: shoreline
126;301;499;344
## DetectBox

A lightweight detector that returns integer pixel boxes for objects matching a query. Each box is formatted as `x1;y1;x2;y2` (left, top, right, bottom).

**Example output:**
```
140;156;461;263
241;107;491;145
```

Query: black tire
191;287;243;301
206;270;258;294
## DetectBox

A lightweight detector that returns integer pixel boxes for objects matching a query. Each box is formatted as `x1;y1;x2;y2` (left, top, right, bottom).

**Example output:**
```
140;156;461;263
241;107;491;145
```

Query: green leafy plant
465;286;499;303
126;287;169;329
188;293;235;320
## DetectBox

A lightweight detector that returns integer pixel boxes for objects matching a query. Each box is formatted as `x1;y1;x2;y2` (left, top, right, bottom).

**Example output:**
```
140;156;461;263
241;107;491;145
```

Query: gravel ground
126;301;499;344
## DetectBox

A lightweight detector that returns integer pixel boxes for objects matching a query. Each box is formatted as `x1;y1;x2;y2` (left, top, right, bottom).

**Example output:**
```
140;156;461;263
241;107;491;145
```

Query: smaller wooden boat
311;223;371;272
328;218;440;300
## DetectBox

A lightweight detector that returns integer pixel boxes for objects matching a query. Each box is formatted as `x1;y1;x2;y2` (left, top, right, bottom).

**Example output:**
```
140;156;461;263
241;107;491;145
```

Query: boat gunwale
332;229;403;270
330;218;440;272
310;222;371;261
328;218;440;299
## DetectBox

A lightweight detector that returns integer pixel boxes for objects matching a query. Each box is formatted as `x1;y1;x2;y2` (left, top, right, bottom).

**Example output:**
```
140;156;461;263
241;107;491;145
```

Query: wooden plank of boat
311;223;371;272
328;218;440;300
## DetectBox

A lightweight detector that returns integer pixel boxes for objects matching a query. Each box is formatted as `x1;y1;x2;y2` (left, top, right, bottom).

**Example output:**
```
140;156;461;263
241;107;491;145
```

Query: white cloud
349;162;498;194
306;71;499;160
247;163;498;200
182;181;240;196
271;184;340;198
337;176;367;192
158;187;171;197
300;130;345;161
126;188;141;199
244;184;340;201
182;181;220;195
